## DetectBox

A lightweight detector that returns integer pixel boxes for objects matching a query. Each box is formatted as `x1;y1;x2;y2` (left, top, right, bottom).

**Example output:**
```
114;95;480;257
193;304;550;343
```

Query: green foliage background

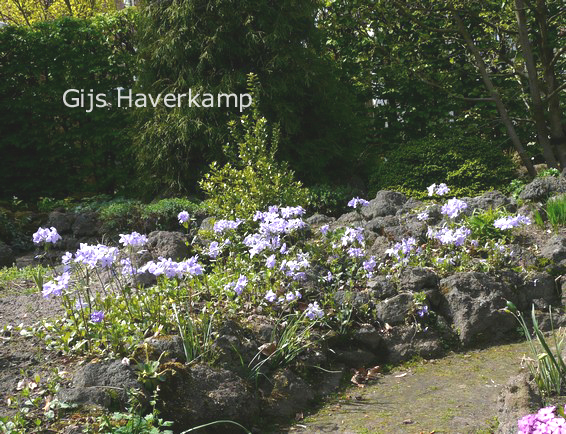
0;10;137;200
371;134;516;198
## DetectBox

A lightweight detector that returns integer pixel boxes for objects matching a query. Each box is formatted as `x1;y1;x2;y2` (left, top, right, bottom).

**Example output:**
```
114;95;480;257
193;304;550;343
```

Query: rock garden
2;172;566;433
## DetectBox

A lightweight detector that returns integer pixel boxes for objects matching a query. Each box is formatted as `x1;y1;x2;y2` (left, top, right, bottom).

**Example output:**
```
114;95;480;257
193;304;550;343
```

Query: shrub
0;11;137;200
307;184;358;217
371;135;515;198
200;75;309;219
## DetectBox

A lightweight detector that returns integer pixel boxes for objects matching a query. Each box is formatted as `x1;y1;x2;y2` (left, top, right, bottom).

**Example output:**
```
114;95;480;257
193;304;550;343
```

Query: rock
439;272;519;346
496;373;542;434
367;275;397;300
306;213;335;226
335;211;364;226
72;212;99;237
375;293;413;326
199;217;215;232
367;236;390;259
465;190;517;213
210;320;259;373
519;176;566;201
540;235;566;263
147;231;189;261
158;362;259;429
332;347;378;368
517;272;559;310
363;215;399;234
362;190;408;220
58;360;142;410
46;211;76;234
263;368;314;420
352;324;382;352
0;241;14;267
399;267;439;292
381;325;445;364
397;197;423;215
142;335;186;362
333;289;373;310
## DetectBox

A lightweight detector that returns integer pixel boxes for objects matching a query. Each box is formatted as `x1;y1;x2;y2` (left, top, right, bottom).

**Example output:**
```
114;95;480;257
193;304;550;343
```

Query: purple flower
285;291;301;302
363;256;376;274
119;231;148;247
441;198;467;219
436;183;450;195
341;227;364;247
208;241;221;258
427;184;437;197
266;254;276;269
265;290;277;303
33;227;61;244
213;219;242;234
417;211;429;221
347;247;364;258
281;206;305;218
320;224;330;235
178;211;190;224
305;302;324;320
348;197;370;209
90;311;104;323
225;275;248;295
139;255;203;278
417;305;429;317
494;215;531;230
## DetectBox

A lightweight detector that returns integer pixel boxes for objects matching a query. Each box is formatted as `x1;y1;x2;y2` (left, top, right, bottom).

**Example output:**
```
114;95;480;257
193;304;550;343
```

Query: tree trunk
453;11;536;177
515;0;558;169
535;0;566;168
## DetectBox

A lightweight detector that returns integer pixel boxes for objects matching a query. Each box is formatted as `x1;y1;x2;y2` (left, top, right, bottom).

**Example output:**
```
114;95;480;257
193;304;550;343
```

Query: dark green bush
0;10;137;200
371;135;516;198
307;184;358;217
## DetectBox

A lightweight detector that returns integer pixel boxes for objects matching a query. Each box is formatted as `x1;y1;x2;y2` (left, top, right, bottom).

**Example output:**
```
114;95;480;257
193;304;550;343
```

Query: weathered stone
58;360;142;410
399;267;439;292
147;231;189;261
519;176;566;201
158;362;259;429
465;190;517;213
363;215;399;234
143;335;186;362
517;271;559;310
367;236;390;259
367;275;397;300
333;289;373;310
0;241;14;267
539;235;566;263
263;369;314;420
439;272;518;346
333;348;378;368
381;325;445;364
362;190;408;220
306;213;335;226
375;293;413;326
496;373;542;434
352;324;382;352
46;211;75;234
72;212;99;237
335;211;364;226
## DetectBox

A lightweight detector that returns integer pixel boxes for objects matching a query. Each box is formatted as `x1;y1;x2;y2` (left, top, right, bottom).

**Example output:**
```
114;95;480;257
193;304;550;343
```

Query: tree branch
544;81;566;102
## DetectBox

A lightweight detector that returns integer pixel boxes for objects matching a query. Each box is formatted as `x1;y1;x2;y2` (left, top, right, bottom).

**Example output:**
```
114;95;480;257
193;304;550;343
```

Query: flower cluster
224;275;248;295
42;272;71;298
519;406;566;433
243;205;307;257
348;197;370;209
441;198;468;219
213;218;243;234
427;183;450;196
305;301;324;320
33;227;61;244
73;244;119;269
494;215;531;230
386;237;419;260
428;226;472;247
119;231;148;247
139;256;203;278
178;211;190;224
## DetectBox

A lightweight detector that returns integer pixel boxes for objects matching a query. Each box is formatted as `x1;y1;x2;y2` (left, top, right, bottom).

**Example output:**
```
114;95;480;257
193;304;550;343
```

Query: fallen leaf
258;342;276;357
